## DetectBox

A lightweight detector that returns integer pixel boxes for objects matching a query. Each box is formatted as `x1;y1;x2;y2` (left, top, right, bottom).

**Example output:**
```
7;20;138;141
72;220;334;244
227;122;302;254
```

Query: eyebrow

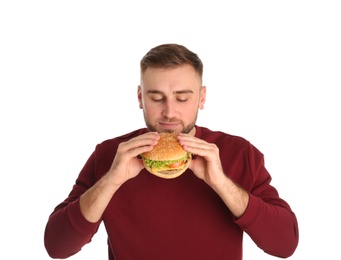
146;89;194;95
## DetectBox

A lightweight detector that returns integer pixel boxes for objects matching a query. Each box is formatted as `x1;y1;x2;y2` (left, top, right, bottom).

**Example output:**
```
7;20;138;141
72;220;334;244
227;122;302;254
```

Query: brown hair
140;43;203;78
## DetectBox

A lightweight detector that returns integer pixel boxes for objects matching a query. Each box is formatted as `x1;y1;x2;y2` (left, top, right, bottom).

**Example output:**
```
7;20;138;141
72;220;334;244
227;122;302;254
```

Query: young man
44;43;299;259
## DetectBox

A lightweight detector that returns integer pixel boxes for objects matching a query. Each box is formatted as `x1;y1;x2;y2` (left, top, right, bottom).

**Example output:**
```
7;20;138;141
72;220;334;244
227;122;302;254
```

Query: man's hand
177;133;249;218
177;133;224;187
107;132;160;186
79;132;159;222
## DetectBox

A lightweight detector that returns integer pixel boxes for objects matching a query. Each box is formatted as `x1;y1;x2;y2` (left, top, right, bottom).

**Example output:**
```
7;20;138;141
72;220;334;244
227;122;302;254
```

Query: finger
179;139;218;162
183;145;216;159
119;132;160;156
177;134;212;152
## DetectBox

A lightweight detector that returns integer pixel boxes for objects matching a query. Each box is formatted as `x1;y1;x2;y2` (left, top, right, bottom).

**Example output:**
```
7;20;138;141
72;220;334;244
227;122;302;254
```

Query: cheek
144;101;155;109
179;103;196;116
185;107;198;117
143;103;160;116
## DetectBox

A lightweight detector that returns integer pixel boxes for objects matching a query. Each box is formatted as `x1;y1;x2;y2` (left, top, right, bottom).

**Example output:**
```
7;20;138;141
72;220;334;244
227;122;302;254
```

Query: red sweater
44;126;299;259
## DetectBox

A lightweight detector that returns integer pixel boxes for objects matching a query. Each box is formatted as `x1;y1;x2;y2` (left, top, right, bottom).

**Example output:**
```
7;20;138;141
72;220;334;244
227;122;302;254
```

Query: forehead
141;65;202;91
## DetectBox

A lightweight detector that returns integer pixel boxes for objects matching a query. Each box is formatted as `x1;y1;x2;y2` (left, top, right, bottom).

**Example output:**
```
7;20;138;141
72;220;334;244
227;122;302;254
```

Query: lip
159;122;180;130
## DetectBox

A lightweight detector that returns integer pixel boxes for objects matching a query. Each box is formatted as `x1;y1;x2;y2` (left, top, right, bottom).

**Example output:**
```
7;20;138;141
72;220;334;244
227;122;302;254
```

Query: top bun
142;132;186;161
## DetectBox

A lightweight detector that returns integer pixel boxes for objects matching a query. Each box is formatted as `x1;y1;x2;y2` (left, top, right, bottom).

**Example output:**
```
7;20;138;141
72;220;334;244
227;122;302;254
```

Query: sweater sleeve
234;142;299;258
44;151;102;259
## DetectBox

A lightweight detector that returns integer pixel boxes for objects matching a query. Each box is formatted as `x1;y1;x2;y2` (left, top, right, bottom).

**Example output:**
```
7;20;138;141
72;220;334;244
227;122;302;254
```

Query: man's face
138;64;206;135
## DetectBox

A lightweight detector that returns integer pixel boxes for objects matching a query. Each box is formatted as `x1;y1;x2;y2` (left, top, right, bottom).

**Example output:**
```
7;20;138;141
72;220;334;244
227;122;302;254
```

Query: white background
1;1;340;259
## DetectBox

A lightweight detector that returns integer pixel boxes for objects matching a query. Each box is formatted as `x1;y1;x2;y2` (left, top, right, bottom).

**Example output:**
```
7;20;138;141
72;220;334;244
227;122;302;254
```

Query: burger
140;132;192;179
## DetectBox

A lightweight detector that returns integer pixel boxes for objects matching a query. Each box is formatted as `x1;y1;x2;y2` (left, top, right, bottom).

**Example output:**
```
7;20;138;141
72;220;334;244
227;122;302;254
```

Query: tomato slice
169;161;184;168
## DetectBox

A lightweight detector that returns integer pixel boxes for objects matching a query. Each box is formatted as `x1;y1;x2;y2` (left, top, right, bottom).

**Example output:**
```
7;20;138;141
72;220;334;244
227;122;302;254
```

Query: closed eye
177;98;188;102
146;90;192;103
152;97;165;102
148;93;165;102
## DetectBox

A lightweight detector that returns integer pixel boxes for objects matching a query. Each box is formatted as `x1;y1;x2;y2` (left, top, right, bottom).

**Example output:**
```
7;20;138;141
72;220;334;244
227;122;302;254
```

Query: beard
143;111;198;134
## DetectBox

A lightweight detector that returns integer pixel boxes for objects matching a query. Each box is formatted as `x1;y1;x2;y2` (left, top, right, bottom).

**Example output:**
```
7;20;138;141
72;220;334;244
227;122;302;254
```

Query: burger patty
158;169;183;175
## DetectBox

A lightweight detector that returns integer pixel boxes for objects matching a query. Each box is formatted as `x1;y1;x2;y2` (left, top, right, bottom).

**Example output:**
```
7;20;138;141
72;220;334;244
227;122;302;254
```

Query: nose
162;100;177;118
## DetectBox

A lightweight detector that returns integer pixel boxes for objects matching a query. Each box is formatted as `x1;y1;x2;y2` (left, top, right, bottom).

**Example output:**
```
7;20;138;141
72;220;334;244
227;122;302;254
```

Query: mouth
158;121;181;130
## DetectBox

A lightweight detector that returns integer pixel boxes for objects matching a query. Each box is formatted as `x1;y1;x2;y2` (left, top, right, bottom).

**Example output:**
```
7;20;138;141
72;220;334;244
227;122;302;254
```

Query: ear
199;86;206;110
137;85;143;109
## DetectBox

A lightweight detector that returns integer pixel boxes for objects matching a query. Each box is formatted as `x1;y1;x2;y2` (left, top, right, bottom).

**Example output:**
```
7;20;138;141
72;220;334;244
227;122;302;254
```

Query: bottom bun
144;157;191;179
